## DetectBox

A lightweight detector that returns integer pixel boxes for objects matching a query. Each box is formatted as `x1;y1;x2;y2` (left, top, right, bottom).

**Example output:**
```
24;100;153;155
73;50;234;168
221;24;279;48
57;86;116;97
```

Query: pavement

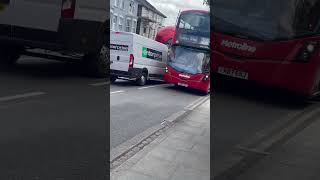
234;115;320;180
111;99;210;180
0;57;108;179
211;75;316;178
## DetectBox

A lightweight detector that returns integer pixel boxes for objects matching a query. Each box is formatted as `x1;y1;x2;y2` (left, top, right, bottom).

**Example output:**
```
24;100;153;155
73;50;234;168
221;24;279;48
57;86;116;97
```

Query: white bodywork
110;31;168;79
0;0;108;32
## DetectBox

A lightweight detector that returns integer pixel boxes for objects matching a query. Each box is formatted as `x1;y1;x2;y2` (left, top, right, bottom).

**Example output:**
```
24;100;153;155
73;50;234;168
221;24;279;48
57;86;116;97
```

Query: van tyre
0;46;22;66
136;72;147;86
110;75;117;83
83;45;109;78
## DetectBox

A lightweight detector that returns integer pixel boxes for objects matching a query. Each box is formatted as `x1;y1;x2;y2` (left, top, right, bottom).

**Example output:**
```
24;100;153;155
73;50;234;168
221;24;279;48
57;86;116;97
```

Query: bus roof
180;9;209;14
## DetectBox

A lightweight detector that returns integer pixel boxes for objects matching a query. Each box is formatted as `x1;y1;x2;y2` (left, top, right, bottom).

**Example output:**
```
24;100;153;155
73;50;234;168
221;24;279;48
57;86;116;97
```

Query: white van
110;31;168;86
0;0;109;77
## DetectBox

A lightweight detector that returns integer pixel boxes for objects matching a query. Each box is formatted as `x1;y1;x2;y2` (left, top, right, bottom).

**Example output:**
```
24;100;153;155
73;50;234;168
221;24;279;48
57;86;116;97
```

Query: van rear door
0;0;13;37
12;0;62;42
110;32;132;72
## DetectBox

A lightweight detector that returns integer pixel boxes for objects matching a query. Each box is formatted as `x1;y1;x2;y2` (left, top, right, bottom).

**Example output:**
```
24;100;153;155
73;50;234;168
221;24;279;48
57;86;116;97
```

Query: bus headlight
203;75;209;81
165;67;168;73
296;41;319;62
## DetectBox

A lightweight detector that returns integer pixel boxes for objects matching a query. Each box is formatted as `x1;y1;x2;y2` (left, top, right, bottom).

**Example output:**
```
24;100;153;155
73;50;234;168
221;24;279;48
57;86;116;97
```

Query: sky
149;0;210;26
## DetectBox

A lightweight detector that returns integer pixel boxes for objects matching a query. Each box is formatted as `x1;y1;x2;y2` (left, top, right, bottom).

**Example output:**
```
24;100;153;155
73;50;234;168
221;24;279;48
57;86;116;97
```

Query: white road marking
110;90;125;94
89;81;110;86
137;84;168;90
0;92;46;102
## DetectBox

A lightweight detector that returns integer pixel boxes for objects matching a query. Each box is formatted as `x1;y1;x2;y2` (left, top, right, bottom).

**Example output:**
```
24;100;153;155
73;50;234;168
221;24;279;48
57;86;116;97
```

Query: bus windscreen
168;46;210;75
212;0;320;41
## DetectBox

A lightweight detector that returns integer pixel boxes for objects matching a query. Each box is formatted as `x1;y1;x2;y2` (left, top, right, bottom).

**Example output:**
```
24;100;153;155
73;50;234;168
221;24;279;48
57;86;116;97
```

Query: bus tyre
0;46;22;66
110;75;117;83
83;45;109;78
136;72;147;86
201;89;210;96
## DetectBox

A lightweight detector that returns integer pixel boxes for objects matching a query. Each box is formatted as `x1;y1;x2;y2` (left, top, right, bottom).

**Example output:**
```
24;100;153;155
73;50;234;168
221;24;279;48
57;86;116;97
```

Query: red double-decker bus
163;10;210;95
212;0;320;98
155;26;176;47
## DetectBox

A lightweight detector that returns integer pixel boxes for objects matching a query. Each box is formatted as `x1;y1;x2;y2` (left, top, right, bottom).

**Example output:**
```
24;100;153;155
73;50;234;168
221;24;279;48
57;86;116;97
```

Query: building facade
110;0;139;33
136;0;166;39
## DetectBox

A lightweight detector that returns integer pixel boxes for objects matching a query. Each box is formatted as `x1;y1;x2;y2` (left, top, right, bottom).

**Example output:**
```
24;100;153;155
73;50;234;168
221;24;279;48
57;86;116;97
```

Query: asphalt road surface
212;75;318;176
110;79;206;149
0;56;108;179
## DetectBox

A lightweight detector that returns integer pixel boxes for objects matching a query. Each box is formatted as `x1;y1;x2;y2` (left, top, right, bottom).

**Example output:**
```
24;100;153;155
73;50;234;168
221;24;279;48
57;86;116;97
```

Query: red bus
163;10;211;94
155;26;176;47
212;0;320;98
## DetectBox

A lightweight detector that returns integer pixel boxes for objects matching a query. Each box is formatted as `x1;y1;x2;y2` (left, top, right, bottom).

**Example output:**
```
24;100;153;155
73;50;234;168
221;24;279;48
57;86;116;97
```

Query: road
212;75;318;177
110;79;205;149
0;57;108;179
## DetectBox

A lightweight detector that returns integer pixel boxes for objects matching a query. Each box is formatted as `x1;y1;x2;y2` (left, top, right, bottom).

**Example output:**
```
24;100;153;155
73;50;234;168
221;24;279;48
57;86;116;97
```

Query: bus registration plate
218;67;248;80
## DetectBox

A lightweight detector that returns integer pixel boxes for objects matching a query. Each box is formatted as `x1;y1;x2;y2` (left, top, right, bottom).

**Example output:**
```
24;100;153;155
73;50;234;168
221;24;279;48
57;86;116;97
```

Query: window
129;1;135;14
149;11;153;19
126;18;131;32
120;0;124;9
119;16;124;31
110;12;113;29
116;0;120;7
144;9;148;17
112;15;118;31
132;20;137;33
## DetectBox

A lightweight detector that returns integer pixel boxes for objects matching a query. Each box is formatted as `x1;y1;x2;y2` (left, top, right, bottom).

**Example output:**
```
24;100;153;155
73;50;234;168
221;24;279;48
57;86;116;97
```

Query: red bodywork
163;10;210;93
212;32;320;96
155;26;176;44
172;10;209;45
164;66;210;92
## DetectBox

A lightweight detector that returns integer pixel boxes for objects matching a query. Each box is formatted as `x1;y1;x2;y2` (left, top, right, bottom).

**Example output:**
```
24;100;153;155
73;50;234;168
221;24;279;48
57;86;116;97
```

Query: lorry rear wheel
0;46;22;66
83;45;109;78
136;72;147;86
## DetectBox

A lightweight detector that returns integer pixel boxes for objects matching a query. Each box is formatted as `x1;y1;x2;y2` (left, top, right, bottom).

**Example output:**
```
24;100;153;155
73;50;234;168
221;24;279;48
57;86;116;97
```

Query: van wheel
0;46;22;66
136;72;147;86
84;45;109;78
110;75;117;83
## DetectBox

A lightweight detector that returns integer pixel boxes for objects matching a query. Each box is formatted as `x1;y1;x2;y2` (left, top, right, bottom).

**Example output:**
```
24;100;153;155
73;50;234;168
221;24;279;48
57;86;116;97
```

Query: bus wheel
200;89;210;96
137;72;147;86
110;75;117;83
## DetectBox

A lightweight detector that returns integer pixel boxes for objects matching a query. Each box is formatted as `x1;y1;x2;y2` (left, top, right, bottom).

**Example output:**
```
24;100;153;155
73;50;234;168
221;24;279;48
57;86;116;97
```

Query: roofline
180;9;209;14
137;0;167;18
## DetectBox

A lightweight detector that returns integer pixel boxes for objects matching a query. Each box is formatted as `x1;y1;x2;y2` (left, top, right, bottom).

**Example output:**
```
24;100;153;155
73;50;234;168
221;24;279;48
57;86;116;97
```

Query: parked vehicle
0;0;109;77
164;10;210;94
212;0;320;98
110;31;168;86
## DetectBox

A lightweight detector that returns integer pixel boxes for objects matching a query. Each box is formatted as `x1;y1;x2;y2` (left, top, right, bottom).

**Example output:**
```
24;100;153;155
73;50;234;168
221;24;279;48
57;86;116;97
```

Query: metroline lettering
221;40;256;53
